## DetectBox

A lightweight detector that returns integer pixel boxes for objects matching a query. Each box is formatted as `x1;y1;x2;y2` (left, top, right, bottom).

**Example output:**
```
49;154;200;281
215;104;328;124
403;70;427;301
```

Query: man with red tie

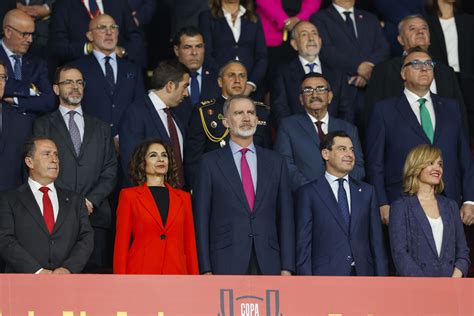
0;137;94;273
193;95;295;275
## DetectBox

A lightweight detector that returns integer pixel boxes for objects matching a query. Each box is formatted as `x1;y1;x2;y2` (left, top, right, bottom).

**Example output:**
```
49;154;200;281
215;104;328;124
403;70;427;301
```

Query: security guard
185;60;271;188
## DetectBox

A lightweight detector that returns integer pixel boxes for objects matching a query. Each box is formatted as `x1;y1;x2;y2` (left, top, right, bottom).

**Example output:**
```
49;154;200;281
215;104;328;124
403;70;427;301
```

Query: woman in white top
389;144;470;277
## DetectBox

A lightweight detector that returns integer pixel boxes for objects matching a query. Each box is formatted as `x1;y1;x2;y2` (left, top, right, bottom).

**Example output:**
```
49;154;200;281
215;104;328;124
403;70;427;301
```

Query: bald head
86;14;119;55
2;9;35;55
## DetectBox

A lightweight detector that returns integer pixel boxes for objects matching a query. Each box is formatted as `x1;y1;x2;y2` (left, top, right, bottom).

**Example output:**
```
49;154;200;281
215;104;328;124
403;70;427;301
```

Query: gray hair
222;95;255;117
218;60;247;78
398;14;429;35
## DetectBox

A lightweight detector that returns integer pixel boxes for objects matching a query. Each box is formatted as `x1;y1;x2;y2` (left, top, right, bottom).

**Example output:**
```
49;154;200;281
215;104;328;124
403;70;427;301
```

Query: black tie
104;56;115;95
343;11;356;39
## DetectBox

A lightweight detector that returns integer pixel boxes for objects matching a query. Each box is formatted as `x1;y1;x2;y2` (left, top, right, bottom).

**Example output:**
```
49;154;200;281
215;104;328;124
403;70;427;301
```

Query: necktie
11;55;21;80
315;120;325;142
68;110;82;156
39;187;55;234
306;63;316;73
337;178;350;229
418;98;434;143
240;148;255;212
104;56;115;95
88;0;99;17
163;108;184;188
190;71;200;105
343;11;357;39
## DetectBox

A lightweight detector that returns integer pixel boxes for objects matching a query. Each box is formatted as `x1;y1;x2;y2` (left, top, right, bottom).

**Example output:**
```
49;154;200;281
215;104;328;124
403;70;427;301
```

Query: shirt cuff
463;201;474;205
35;268;43;274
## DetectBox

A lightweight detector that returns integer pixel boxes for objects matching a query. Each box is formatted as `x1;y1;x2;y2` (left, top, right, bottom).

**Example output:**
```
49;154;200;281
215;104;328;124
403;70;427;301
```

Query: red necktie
240;148;255;212
315;121;325;142
39;187;55;234
163;108;184;188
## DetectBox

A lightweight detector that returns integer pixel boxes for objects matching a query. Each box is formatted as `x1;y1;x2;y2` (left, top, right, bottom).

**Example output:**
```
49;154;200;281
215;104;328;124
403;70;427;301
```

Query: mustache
310;96;324;102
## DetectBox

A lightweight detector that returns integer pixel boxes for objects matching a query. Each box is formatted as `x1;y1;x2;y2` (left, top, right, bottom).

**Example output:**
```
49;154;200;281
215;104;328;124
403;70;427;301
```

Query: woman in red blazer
114;138;199;274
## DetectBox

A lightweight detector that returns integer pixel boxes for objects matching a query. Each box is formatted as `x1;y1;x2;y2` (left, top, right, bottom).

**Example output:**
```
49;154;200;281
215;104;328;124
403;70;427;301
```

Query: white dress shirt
93;50;118;83
28;178;59;221
307;111;329;136
404;88;436;130
222;5;246;43
325;171;352;214
299;55;323;74
59;105;85;141
229;139;257;192
427;215;443;257
439;17;460;72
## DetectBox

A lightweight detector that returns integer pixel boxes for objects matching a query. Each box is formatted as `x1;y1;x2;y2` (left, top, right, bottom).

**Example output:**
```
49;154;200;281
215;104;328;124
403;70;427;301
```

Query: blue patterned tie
11;55;21;80
190;71;200;105
306;63;316;73
104;56;115;95
88;0;99;17
68;111;81;156
337;178;350;229
343;11;357;39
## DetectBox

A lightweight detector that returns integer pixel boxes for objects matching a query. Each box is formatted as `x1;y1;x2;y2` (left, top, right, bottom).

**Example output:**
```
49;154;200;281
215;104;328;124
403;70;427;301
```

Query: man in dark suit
119;60;189;188
274;73;364;192
172;26;219;129
184;60;272;188
311;0;390;126
33;65;117;272
272;20;355;126
71;14;145;139
296;131;387;276
0;136;94;273
48;0;145;68
0;9;55;191
364;15;466;128
193;95;295;275
365;47;474;226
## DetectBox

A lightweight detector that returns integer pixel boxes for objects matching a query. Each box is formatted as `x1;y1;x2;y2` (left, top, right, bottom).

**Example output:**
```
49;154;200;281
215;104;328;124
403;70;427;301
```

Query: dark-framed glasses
402;60;436;70
56;80;86;87
0;74;8;82
7;25;34;39
301;86;330;95
91;24;119;33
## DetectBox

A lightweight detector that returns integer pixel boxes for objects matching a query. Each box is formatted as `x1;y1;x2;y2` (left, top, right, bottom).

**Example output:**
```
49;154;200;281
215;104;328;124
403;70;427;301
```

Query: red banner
0;274;472;315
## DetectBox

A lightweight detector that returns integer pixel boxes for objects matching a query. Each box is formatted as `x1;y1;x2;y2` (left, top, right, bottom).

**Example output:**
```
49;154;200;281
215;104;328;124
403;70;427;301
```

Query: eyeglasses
7;25;34;39
402;60;436;70
0;74;8;82
301;86;330;95
56;80;86;87
91;24;119;33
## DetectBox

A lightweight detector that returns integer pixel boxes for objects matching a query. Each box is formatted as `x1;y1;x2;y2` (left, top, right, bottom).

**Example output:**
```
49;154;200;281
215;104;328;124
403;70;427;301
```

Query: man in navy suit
172;26;219;129
0;9;55;191
193;95;295;275
365;47;474;226
119;60;189;188
48;0;145;68
71;14;145;140
296;130;387;276
310;0;389;126
272;21;354;126
274;73;364;192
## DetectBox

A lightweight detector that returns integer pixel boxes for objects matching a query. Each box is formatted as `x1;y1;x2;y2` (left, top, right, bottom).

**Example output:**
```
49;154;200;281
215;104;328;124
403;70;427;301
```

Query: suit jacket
0;0;15;24
364;56;467;128
296;175;388;276
193;144;295;275
389;195;470;277
310;6;389;76
113;183;199;274
184;96;272;188
199;10;268;90
365;93;474;206
0;183;94;273
48;0;145;67
71;54;145;136
256;0;321;47
274;112;365;191
127;0;157;26
33;109;117;228
119;95;186;185
172;63;220;130
271;57;356;125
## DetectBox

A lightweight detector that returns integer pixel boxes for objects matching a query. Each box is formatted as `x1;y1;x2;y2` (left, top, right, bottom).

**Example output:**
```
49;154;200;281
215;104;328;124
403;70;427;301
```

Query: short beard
233;126;257;138
63;95;82;106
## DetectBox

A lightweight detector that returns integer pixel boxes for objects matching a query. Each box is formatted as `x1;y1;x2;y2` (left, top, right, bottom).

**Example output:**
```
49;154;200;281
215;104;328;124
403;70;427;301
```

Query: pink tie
240;148;255;212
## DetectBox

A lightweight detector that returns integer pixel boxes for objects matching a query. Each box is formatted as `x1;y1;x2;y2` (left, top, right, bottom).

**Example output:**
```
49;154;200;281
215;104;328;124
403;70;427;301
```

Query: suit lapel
409;196;439;257
50;110;78;157
114;58;127;98
315;177;349;236
431;94;444;144
296;113;320;147
21;55;34;82
327;6;358;46
437;197;452;260
136;184;165;230
164;183;182;229
52;186;72;234
291;58;305;84
216;146;250;214
395;96;431;143
430;19;448;62
253;147;270;213
88;55;113;101
78;113;96;159
17;183;50;235
145;96;171;142
348;178;362;233
0;47;14;75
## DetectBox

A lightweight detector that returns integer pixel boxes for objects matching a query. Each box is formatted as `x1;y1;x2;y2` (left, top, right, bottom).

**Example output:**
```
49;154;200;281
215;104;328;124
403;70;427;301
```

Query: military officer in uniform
185;60;272;188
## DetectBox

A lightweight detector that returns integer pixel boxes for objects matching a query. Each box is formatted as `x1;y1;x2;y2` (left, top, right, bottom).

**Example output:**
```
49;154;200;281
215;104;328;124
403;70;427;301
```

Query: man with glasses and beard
33;65;117;273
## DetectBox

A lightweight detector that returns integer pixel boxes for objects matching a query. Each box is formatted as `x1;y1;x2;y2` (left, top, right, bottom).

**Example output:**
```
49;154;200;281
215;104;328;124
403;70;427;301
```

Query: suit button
50;240;55;245
421;263;426;268
248;234;254;237
110;123;114;127
160;234;166;240
449;260;454;264
346;255;351;261
234;45;238;49
250;215;255;220
112;104;116;108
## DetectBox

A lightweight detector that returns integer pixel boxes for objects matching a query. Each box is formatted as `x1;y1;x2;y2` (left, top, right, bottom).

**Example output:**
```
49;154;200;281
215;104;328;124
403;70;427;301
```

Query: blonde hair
403;144;444;195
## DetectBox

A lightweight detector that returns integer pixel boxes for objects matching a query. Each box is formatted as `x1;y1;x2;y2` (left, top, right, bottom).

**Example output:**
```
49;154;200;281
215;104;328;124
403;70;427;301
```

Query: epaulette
255;101;270;110
198;99;216;108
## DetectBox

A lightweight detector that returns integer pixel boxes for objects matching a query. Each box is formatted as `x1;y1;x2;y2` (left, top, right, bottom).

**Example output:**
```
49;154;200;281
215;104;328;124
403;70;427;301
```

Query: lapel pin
207;109;214;115
205;70;210;75
210;121;217;128
359;14;363;19
220;140;226;147
358;188;362;192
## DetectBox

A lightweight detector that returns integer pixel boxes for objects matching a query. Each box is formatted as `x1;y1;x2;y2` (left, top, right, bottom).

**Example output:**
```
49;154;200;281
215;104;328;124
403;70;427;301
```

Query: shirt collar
229;139;256;155
333;3;354;15
325;171;349;183
307;110;329;125
28;177;56;193
404;88;431;105
93;49;117;63
222;5;246;19
59;105;83;117
148;90;168;110
1;39;19;58
299;55;322;69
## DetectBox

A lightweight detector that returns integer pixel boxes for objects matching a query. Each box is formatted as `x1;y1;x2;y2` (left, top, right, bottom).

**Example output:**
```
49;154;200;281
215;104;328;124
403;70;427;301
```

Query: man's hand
38;269;53;274
380;204;390;225
203;272;213;275
460;204;474;225
357;61;374;81
452;267;463;278
17;3;50;20
85;198;94;215
3;98;14;105
280;270;291;276
348;75;367;88
53;267;71;274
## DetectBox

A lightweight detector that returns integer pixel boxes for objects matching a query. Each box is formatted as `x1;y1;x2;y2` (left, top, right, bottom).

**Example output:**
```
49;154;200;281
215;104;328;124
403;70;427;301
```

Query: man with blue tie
0;9;55;191
365;47;474;226
193;95;295;275
274;72;364;192
296;130;388;276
